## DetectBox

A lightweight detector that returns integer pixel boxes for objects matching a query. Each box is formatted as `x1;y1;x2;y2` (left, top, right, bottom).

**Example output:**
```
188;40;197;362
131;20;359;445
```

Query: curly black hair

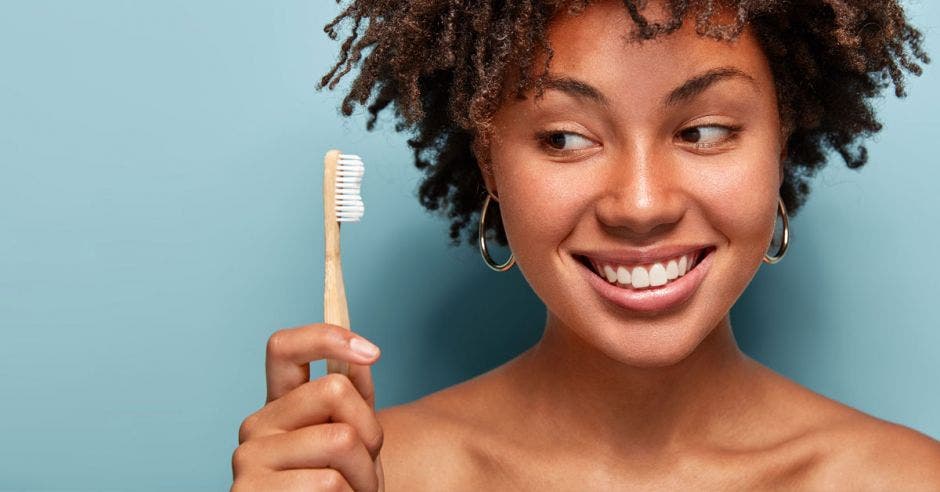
317;0;929;246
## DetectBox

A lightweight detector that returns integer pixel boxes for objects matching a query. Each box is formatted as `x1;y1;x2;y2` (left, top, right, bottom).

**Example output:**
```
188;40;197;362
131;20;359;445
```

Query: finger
345;353;378;410
238;423;377;492
234;469;354;492
375;453;385;492
240;374;383;460
266;323;380;403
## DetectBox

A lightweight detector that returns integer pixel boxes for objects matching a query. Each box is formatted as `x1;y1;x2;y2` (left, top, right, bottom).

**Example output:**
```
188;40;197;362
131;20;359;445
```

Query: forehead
527;0;773;101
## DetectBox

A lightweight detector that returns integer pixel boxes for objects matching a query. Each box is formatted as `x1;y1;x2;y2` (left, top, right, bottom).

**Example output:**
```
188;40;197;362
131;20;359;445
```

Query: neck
503;312;764;454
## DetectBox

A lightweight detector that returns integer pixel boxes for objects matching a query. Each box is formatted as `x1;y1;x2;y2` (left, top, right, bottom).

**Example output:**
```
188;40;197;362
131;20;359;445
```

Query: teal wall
0;1;937;489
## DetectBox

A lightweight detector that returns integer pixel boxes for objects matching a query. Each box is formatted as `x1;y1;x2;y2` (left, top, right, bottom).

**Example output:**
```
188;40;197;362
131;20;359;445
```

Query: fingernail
349;337;380;358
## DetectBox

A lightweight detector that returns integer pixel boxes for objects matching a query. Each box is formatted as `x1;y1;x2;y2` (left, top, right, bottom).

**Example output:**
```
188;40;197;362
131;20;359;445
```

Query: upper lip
574;244;713;266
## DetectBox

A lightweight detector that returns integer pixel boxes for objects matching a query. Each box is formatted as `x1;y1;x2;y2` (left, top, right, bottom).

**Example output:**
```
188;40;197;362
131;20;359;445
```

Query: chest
450;441;823;491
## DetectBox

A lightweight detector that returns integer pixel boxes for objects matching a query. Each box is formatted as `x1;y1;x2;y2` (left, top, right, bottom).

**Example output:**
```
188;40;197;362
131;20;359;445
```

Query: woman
232;0;940;489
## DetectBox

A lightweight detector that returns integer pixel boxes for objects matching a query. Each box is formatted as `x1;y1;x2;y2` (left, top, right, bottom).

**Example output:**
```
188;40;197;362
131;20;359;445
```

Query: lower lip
577;248;713;313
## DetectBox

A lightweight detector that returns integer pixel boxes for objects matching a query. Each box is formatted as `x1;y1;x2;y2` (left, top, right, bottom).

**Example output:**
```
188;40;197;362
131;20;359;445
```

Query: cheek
491;161;598;293
493;160;594;259
694;151;780;266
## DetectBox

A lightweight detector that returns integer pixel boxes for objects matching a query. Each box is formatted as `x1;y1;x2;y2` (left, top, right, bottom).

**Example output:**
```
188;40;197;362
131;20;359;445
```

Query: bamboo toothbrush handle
323;149;351;377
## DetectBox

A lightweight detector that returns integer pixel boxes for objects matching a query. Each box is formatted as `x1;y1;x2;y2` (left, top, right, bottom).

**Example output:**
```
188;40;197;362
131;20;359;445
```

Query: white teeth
616;266;631;284
630;266;650;288
603;265;618;283
649;263;668;287
590;249;707;290
666;260;678;280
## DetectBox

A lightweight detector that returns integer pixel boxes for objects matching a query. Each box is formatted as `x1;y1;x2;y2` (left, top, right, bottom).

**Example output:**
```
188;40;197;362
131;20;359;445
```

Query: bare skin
378;335;940;490
233;1;940;490
377;1;940;490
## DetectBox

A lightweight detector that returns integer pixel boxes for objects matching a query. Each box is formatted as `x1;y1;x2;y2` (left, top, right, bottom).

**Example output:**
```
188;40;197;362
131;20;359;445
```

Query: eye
676;124;740;148
536;130;596;152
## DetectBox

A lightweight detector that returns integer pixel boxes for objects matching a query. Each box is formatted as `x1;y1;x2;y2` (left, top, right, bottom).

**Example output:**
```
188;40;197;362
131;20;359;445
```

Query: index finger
265;323;380;406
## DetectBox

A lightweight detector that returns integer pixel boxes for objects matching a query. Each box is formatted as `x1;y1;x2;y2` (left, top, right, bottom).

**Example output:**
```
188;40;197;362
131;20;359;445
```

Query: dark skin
376;1;940;490
232;1;940;490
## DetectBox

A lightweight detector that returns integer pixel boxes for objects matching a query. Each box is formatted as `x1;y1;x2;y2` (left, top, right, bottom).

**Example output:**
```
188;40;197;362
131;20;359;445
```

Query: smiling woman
483;3;789;368
230;0;940;490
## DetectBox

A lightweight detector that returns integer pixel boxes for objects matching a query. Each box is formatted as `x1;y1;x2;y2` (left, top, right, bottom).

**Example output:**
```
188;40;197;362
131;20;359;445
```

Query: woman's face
484;1;785;366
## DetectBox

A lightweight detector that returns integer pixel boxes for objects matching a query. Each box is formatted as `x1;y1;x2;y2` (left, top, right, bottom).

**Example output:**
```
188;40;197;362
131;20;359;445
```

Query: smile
584;248;707;290
574;246;715;312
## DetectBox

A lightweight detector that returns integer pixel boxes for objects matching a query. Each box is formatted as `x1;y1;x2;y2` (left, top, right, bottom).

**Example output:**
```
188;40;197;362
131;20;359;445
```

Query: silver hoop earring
763;197;790;264
478;193;515;272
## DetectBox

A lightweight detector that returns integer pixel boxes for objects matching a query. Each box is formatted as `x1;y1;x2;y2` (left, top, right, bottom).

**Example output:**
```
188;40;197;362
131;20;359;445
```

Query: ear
777;124;791;189
471;132;499;198
479;162;498;198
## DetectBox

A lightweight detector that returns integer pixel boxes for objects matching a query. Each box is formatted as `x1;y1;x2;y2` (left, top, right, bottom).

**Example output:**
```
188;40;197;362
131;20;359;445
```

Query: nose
594;147;687;237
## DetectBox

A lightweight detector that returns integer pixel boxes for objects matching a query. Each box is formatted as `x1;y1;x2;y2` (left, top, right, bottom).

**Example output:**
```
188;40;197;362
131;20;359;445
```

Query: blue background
1;1;937;489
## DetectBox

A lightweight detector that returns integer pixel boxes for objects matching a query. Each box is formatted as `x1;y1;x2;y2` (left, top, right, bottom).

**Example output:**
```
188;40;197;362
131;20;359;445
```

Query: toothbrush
323;149;365;377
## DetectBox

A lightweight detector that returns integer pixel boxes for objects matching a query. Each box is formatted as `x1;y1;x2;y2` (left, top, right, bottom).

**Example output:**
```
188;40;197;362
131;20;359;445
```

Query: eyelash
677;124;742;149
535;124;742;153
534;130;594;154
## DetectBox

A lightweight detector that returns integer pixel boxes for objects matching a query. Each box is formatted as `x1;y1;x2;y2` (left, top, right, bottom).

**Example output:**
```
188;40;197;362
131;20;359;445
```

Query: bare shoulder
375;379;496;492
752;363;940;489
375;400;472;492
779;382;940;491
807;410;940;490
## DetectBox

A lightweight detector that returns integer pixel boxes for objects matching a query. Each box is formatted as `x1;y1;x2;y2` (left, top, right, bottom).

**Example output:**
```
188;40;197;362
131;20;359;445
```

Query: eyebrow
663;67;757;107
540;66;757;108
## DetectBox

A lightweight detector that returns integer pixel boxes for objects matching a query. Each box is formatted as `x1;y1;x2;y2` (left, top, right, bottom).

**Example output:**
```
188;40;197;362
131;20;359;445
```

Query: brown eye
539;131;594;151
677;125;738;147
679;127;703;143
548;132;567;149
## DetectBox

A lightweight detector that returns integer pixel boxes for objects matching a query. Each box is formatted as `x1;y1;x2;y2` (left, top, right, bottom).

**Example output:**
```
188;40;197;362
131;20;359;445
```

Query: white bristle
335;153;364;222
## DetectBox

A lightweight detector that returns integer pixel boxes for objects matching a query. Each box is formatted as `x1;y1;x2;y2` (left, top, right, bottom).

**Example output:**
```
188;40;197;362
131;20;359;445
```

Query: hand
232;323;385;491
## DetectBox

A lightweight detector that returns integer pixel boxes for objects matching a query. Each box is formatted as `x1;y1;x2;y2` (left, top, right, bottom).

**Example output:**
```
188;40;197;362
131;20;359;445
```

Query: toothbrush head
335;153;365;222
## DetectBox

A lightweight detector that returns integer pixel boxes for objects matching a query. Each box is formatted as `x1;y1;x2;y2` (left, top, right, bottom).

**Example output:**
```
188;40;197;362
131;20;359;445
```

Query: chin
531;270;730;369
576;311;718;368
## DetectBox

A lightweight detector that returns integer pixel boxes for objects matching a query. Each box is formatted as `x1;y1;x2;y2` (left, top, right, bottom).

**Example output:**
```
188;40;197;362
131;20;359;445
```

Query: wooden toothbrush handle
323;149;351;377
